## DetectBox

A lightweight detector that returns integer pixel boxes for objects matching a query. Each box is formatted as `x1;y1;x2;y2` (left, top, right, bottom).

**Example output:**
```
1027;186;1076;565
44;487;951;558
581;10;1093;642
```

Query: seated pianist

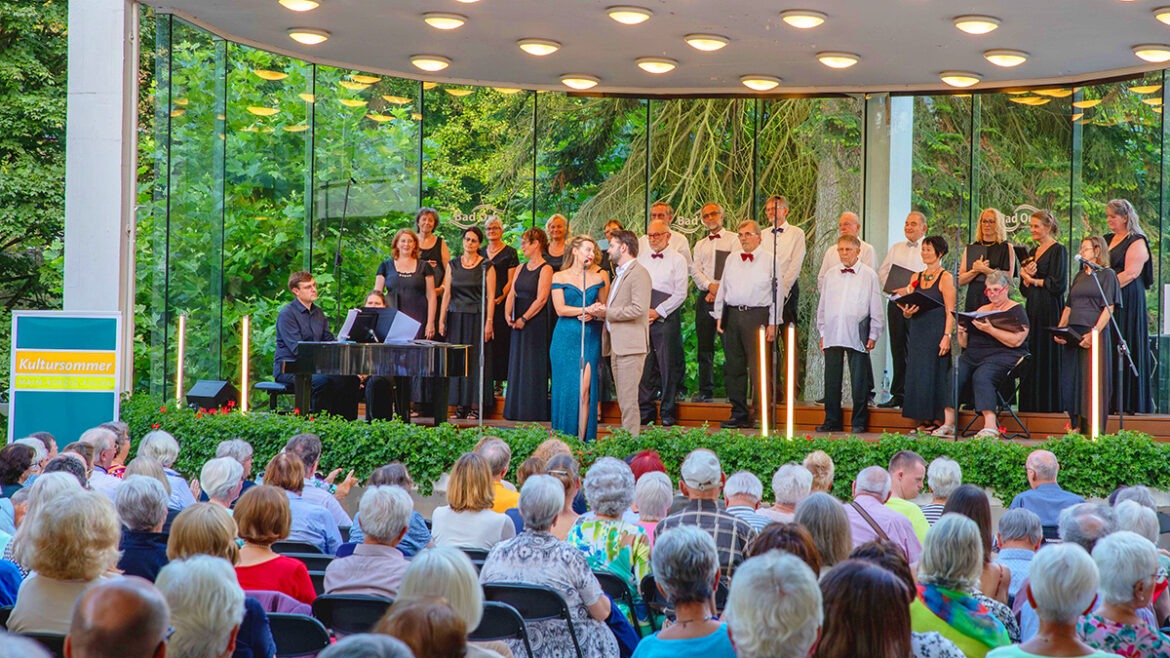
273;271;361;420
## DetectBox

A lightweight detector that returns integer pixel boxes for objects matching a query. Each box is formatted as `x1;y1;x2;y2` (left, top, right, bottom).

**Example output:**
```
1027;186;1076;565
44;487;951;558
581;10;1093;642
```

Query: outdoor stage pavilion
68;0;1170;439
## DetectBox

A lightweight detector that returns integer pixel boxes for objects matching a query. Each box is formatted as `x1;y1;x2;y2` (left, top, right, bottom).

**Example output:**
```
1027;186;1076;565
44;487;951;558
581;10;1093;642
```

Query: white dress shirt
639;230;693;269
637;247;688;318
817;239;876;288
759;222;807;300
692;229;742;291
817;261;885;352
877;239;926;289
713;250;785;325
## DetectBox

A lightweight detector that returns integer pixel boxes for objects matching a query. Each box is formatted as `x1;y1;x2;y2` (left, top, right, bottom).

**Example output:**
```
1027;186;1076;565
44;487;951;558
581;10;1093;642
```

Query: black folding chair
273;540;323;555
268;613;331;657
482;583;583;658
311;594;393;637
459;546;489;571
284;552;334;572
21;633;66;658
470;601;535;658
961;354;1031;439
640;573;728;630
308;570;325;596
0;604;13;629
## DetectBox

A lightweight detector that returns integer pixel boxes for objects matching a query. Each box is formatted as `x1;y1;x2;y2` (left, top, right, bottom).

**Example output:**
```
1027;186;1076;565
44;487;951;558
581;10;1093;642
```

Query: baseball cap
680;450;722;491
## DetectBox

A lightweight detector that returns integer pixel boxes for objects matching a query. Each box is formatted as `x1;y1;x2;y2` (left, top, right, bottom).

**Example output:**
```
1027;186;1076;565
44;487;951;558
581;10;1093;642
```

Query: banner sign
8;311;122;443
450;204;502;230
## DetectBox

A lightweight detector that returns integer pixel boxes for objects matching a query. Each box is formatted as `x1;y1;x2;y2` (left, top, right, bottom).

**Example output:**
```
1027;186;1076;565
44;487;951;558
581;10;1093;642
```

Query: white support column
64;0;138;392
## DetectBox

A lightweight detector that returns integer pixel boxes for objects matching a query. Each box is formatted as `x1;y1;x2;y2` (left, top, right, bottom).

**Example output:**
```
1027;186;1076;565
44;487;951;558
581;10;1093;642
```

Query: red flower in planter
159;406;167;413
151;423;160;429
293;407;301;415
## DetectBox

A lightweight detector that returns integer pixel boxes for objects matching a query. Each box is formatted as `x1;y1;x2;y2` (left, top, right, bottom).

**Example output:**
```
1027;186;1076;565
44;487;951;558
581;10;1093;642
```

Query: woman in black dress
1055;237;1120;435
370;229;436;420
439;227;496;419
415;207;450;300
543;214;569;271
503;227;553;421
958;207;1017;311
483;216;519;390
1018;210;1067;412
897;236;956;434
1104;198;1154;414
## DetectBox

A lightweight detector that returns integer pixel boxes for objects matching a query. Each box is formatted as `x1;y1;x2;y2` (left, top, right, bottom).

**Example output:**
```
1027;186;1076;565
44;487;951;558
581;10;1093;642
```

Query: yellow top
491;480;520;513
886;496;931;543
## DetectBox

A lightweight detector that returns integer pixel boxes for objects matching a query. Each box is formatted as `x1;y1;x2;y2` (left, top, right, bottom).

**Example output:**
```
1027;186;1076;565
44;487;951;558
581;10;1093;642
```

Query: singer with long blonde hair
549;234;609;440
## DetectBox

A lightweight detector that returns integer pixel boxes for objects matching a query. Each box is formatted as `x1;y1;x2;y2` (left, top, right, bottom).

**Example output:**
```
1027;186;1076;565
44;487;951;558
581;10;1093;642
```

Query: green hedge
121;393;1169;503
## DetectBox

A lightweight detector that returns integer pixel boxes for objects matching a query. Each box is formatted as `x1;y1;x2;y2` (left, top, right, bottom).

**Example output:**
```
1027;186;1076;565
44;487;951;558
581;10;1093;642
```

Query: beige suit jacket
603;260;652;356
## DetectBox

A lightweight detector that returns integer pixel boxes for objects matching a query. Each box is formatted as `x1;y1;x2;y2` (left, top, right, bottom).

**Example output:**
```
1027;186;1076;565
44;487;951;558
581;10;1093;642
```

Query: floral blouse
1078;613;1170;657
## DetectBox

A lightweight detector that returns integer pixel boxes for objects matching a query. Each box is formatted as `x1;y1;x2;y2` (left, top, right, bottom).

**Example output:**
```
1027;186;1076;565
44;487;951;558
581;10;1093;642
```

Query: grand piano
284;341;469;425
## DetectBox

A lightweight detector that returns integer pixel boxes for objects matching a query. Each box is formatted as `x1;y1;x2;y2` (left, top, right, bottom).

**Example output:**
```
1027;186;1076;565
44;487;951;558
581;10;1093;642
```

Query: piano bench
254;381;294;412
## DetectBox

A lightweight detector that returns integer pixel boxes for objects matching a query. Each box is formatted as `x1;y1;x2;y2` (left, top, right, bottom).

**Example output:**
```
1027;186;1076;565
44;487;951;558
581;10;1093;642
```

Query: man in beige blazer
590;229;651;436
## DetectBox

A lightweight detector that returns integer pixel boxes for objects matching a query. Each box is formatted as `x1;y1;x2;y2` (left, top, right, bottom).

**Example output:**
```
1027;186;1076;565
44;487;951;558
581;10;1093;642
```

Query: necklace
921;268;942;282
675;615;717;626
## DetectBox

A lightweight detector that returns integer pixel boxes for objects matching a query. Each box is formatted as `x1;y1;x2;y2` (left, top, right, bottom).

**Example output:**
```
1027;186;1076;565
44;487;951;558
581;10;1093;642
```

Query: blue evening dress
549;282;603;440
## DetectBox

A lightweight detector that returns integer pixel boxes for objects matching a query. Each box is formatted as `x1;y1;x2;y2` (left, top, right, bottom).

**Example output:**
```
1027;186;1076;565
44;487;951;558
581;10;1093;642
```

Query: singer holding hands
440;227;495;420
958;208;1016;312
549;235;608;440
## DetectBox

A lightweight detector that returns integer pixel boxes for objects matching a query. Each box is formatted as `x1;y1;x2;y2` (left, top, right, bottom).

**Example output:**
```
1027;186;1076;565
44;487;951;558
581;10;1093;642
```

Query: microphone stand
769;224;779;435
333;177;354;325
479;259;487;432
579;259;589;441
1082;258;1138;431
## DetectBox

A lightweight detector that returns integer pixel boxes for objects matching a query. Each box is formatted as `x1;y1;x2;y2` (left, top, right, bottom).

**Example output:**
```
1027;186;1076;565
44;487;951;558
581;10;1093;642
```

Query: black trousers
277;373;360;420
695;295;717;398
363;376;397;421
887;300;909;403
723;306;769;422
640;313;683;423
823;346;871;430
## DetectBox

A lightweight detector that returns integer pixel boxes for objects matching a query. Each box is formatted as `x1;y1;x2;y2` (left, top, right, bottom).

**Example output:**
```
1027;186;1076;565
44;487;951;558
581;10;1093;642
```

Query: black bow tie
708;233;721;240
772;227;784;234
908;241;919;248
651;253;664;259
841;268;855;274
741;253;754;262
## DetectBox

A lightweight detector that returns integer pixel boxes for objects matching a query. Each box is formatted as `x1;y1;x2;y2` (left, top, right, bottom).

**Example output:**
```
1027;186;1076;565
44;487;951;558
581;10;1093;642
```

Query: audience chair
960;354;1031;440
482;583;583;658
272;540;323;555
308;571;325;597
639;573;728;631
254;381;294;412
284;552;334;572
0;604;12;629
459;546;489;572
267;613;331;658
592;570;640;635
470;601;534;658
21;633;66;657
311;594;393;637
335;542;358;558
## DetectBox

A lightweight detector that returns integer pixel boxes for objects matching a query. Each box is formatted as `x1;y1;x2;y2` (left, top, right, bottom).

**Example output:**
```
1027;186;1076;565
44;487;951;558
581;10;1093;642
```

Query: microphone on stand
1075;254;1105;271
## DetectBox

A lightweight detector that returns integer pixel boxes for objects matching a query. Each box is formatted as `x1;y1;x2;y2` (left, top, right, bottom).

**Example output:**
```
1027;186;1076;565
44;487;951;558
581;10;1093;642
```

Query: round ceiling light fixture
410;54;451;72
1133;44;1170;63
287;28;330;45
740;75;782;91
685;34;730;51
560;74;600;90
636;57;678;74
423;13;467;30
780;10;827;29
278;0;320;11
517;38;561;56
953;15;1001;35
1156;7;1170;25
817;51;860;69
607;6;652;25
984;49;1029;67
939;71;983;88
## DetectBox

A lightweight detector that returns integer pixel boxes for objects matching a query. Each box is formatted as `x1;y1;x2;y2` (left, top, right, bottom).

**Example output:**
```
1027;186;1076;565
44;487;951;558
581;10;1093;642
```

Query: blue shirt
164;468;198;511
631;624;737;658
235;596;277;658
286;491;342;555
274;301;335;378
1008;483;1085;529
994;548;1035;602
348;510;431;558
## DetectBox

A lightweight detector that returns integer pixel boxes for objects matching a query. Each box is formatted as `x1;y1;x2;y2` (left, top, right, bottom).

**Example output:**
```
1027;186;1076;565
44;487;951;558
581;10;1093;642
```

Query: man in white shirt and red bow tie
692;202;741;403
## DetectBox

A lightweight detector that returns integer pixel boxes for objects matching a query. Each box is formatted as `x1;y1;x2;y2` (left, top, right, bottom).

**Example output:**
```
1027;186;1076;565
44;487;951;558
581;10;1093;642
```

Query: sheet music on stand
337;309;360;342
384;313;422;344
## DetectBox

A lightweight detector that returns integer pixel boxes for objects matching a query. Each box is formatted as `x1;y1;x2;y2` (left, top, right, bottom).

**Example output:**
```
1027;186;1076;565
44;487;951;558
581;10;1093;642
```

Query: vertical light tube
1091;327;1100;439
175;313;187;404
786;324;796;440
758;326;769;437
240;315;250;413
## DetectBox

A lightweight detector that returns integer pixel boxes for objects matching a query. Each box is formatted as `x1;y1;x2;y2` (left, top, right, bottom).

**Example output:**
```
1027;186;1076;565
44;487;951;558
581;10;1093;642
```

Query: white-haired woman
3;471;82;577
634;471;672;548
480;475;617;658
1078;531;1170;655
921;457;961;526
139;430;196;510
156;555;246;658
759;463;812;523
398;545;507;658
725;551;823;658
200;457;244;509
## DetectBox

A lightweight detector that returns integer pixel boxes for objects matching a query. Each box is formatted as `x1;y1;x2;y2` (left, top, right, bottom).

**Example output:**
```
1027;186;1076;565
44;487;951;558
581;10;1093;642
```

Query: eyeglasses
647;232;669;238
985;287;1006;296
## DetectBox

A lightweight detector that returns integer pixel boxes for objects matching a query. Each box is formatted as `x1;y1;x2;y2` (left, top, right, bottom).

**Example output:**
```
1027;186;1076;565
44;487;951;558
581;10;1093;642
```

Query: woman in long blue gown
549;235;609;441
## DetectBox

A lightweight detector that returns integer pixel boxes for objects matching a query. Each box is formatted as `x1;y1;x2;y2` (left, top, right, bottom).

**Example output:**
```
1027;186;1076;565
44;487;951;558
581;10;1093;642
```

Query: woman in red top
233;485;316;604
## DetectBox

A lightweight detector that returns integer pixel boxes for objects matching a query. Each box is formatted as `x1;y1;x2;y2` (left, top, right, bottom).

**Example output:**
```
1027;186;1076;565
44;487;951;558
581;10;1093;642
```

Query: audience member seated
802;450;835;494
215;439;258;498
62;440;95;479
943;484;1011;605
376;596;467;658
1008;450;1084;538
1078;531;1170;656
284;433;355;530
723;550;822;658
116;475;171;581
233;485;317;604
633;471;672;548
3;471;81;576
99;420;133;479
201;457;245;509
9;488;121;634
922;457;962;526
504;456;545;534
479;475;618;658
911;514;1012;657
632;526;735;658
325;485;412;598
746;523;822;575
0;634;50;658
156;556;246;658
795;492;853;572
397;546;508;658
546;453;582;538
992;508;1042;605
0;442;37;499
348;463;433;557
124;455;181;532
886;451;931;543
139;430;197;511
43;453;88;487
318;634;415;658
432;452;515;550
759;463;813;523
842;466;922;563
987;544;1109;658
80;426;121;500
65;576;170;658
722;471;773;532
263;452;341;554
656;450;756;580
531;438;573;465
478;438;519;514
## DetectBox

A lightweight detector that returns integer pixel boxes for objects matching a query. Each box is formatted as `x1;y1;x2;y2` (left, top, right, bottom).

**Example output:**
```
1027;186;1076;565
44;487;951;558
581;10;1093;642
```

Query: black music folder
1046;326;1085;343
884;264;915;294
650;289;672;320
888;291;943;311
955;310;1026;332
714;250;730;280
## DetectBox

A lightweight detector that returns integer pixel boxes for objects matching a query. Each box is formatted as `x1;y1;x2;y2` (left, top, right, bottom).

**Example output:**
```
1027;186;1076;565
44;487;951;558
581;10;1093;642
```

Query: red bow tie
708;233;721;240
841;267;855;274
651;253;664;259
741;253;754;262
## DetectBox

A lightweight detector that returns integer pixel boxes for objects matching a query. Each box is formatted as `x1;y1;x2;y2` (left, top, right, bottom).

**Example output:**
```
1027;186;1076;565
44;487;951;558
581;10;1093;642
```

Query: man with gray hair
817;211;876;287
725;551;823;658
760;463;812;523
324;486;413;598
155;556;245;658
843;465;921;562
655;450;757;580
994;507;1043;602
723;471;771;533
214;439;255;498
115;475;171;581
79;426;120;501
1009;449;1085;540
477;437;518;513
65;576;170;658
284;433;355;529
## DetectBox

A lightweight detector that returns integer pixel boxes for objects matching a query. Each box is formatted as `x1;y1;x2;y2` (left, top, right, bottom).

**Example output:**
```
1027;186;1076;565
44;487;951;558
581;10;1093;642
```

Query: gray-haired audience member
1114;500;1160;545
572;458;647;577
1008;449;1085;538
284;433;354;528
139;430;196;511
795;491;852;570
324;485;412;599
1058;503;1116;553
318;634;415;658
634;471;672;541
200;457;244;508
477;437;517;510
723;471;772;532
844;466;921;562
993;507;1043;602
215;439;254;475
65;576;170;658
1077;531;1170;656
115;476;171;581
80;426;120;500
1113;485;1157;509
155;555;246;658
992;544;1100;658
640;526;735;653
760;463;813;523
724;551;823;658
921;457;961;525
43;454;88;487
582;456;636;519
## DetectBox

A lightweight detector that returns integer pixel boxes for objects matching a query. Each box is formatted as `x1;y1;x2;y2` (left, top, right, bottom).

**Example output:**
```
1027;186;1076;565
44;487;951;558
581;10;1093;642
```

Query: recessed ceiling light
780;10;827;29
636;57;678;74
278;0;319;11
453;0;479;3
953;15;1000;35
607;6;652;25
517;39;561;56
1133;44;1170;63
1156;7;1170;25
423;13;467;30
1072;99;1102;108
350;74;380;84
560;74;600;90
740;75;782;91
338;99;367;108
338;80;369;90
366;114;394;123
445;88;475;97
247;106;279;117
685;34;729;51
1130;84;1162;93
493;88;524;94
817;52;860;69
382;95;412;104
253;69;289;81
939;71;982;88
299;93;315;103
410;55;451;72
984;49;1029;67
288;28;330;45
1034;88;1072;98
